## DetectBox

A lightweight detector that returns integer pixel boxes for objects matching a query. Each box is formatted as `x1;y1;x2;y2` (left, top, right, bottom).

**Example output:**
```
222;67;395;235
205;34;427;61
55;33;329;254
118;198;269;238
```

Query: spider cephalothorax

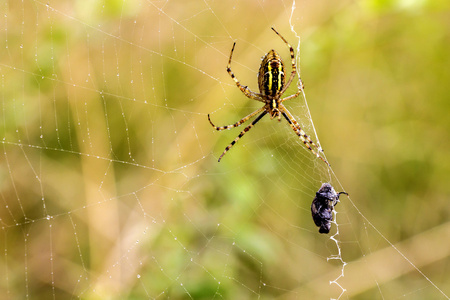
208;27;328;165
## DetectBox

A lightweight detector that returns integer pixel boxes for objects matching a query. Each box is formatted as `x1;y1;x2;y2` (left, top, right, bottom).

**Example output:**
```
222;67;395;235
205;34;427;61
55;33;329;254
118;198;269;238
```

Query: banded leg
218;111;268;162
281;105;320;150
280;76;305;104
280;88;301;103
208;107;265;131
227;42;265;102
280;109;329;166
271;27;301;96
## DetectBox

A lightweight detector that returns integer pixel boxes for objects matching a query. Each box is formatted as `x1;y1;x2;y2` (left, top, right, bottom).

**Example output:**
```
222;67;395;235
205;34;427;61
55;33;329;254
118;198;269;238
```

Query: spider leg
280;91;301;103
208;107;265;131
280;106;330;166
271;27;304;97
227;42;265;103
281;105;321;150
280;78;304;103
218;111;268;162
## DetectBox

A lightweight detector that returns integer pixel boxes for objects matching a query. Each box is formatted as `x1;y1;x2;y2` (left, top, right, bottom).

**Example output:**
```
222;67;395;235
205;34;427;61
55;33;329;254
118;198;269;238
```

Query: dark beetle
311;183;348;234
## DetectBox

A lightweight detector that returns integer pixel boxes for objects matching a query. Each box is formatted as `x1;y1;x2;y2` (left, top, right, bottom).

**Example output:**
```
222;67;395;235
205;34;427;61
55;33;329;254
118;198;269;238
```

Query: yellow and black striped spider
208;27;329;165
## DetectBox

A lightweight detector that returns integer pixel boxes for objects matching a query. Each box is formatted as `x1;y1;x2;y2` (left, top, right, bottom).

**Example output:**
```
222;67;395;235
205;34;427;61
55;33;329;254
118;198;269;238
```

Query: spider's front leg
217;111;268;162
280;106;330;166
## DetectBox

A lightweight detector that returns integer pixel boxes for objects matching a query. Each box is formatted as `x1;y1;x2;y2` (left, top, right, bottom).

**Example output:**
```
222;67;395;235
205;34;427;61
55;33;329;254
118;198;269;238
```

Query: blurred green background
1;0;449;299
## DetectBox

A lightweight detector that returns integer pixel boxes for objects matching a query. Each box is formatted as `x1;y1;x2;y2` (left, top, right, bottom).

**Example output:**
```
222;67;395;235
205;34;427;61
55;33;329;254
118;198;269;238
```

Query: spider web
1;0;450;299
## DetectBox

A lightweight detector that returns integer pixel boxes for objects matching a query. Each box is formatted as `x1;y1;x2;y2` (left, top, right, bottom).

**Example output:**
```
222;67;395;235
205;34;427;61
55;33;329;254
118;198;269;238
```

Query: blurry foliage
1;0;450;299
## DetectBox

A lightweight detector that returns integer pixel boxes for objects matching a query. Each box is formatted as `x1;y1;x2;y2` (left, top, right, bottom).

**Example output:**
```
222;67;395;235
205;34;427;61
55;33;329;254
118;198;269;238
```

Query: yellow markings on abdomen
267;63;273;92
258;49;286;97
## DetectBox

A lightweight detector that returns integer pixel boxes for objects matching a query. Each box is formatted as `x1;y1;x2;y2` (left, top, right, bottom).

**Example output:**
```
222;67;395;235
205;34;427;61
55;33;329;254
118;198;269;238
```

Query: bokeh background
1;0;449;299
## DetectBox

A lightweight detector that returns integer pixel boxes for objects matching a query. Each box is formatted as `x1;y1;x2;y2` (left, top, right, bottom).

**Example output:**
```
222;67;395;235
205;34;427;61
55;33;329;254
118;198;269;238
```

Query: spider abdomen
258;50;286;97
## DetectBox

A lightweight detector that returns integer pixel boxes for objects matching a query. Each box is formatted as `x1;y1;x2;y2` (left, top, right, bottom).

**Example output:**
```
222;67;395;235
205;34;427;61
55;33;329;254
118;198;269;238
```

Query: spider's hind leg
226;42;265;102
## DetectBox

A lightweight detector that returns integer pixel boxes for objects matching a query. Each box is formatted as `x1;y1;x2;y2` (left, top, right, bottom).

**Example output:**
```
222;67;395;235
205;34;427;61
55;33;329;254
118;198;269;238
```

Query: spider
311;183;348;234
208;27;329;165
